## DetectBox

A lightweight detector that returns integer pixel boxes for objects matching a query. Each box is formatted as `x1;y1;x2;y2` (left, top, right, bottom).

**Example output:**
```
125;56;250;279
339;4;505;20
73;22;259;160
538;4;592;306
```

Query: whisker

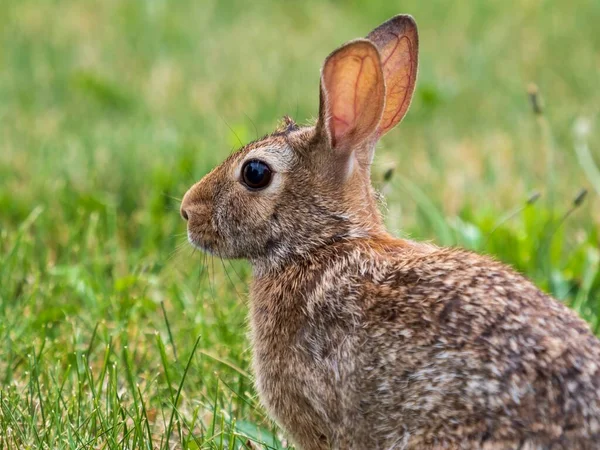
162;192;186;212
218;253;246;304
206;254;216;302
226;259;247;285
219;114;244;148
163;193;183;203
192;249;208;296
199;251;209;288
165;239;190;263
243;112;259;141
167;204;183;212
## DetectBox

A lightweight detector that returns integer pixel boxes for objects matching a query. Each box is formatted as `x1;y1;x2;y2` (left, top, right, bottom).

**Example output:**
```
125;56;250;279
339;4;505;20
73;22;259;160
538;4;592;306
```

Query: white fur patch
236;144;295;175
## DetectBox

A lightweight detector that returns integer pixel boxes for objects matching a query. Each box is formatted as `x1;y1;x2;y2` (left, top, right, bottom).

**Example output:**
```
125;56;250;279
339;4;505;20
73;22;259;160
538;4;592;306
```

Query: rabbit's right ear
316;40;385;161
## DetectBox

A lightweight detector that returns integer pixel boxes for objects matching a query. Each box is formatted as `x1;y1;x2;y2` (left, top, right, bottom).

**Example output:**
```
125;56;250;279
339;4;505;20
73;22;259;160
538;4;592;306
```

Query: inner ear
318;39;385;155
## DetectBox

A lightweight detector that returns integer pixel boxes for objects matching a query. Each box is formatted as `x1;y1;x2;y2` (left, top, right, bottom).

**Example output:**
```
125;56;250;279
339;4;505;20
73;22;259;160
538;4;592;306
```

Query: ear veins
328;58;348;148
324;47;384;150
352;55;365;126
380;35;400;66
316;39;385;181
329;54;375;146
367;15;419;137
379;33;415;133
358;54;385;140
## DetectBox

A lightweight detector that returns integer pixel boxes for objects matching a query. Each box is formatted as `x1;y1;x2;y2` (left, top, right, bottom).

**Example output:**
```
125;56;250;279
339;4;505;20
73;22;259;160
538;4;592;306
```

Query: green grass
1;0;599;448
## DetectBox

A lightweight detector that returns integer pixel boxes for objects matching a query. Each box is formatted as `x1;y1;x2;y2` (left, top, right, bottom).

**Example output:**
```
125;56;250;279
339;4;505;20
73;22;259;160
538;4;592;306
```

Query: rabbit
180;14;600;450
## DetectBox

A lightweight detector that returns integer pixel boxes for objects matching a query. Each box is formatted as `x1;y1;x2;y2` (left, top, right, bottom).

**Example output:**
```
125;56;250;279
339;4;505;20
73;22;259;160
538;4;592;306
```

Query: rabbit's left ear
316;39;385;160
367;15;419;137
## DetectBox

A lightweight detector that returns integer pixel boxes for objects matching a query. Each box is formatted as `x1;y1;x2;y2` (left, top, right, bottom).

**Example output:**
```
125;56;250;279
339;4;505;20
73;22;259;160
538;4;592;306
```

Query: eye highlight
241;160;272;190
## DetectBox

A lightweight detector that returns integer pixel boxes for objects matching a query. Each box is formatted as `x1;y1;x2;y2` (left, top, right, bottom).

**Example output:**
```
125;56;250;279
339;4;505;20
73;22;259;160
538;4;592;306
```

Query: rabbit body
251;238;600;449
181;14;600;450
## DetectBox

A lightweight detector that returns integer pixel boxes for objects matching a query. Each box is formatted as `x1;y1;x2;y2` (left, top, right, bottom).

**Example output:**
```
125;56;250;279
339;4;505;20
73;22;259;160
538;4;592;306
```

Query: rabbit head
181;16;418;266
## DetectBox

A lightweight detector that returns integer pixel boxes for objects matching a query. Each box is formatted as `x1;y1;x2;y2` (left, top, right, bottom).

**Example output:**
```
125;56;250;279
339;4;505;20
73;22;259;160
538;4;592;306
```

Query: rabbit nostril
181;208;189;221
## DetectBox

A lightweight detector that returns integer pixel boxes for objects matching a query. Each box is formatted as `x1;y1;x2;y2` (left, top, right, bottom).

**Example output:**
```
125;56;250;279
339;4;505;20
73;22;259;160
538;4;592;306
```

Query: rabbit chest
249;270;364;439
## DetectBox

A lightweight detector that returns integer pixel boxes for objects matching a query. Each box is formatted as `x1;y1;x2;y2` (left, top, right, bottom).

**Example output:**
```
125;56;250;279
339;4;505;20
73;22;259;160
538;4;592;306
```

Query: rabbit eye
241;160;272;190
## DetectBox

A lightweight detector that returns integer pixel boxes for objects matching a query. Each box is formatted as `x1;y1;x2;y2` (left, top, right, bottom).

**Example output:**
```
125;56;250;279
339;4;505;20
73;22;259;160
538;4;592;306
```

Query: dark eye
241;160;272;190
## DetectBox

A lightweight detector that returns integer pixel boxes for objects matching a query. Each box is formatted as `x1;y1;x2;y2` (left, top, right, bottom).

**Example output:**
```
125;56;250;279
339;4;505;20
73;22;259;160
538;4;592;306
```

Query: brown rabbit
181;15;600;450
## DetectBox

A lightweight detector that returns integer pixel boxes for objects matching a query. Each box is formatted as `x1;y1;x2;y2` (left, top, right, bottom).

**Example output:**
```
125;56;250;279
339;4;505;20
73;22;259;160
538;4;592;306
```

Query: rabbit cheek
214;188;278;258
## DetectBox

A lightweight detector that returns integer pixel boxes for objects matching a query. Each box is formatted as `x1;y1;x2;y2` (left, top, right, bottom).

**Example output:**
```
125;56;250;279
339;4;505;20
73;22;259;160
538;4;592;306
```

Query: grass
1;0;599;448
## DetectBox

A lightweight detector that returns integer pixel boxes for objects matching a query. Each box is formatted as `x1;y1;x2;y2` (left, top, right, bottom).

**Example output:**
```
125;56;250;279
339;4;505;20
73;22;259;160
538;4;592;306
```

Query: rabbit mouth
187;228;218;254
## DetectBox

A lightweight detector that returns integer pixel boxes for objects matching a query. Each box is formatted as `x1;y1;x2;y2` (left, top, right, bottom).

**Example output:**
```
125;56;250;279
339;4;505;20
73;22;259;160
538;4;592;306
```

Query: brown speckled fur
181;15;600;450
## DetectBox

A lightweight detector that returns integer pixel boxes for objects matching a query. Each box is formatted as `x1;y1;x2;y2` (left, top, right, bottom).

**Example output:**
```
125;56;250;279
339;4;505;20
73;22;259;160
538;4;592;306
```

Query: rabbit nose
181;180;208;221
181;207;189;221
180;190;194;221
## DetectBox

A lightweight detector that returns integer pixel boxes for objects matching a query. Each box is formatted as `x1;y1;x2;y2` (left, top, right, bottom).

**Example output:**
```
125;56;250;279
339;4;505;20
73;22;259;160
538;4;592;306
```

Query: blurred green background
1;0;599;448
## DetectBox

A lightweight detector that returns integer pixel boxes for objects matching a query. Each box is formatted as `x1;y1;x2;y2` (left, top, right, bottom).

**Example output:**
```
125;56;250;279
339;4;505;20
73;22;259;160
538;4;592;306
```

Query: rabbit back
250;239;600;449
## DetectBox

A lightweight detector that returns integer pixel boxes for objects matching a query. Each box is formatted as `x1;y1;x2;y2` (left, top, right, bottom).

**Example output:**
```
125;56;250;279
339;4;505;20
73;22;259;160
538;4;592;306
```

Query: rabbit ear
317;39;385;157
367;15;418;137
